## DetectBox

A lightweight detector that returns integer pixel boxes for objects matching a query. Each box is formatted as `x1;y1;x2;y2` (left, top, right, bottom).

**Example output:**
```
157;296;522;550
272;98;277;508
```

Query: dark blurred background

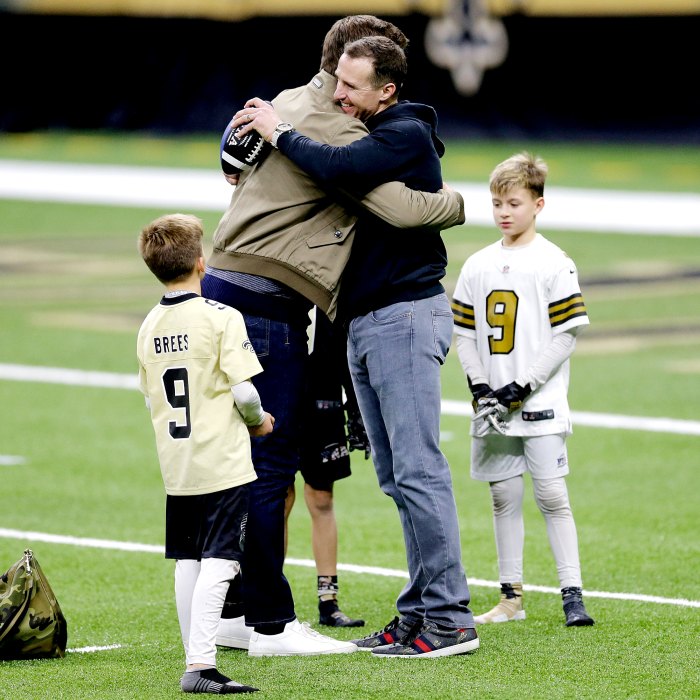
1;1;698;143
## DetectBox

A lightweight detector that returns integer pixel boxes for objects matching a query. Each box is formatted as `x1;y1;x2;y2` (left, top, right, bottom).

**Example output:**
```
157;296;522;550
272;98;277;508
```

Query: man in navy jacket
235;35;478;659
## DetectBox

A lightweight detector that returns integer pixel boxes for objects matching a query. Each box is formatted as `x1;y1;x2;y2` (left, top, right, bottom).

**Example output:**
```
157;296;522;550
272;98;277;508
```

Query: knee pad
532;477;571;515
490;476;524;517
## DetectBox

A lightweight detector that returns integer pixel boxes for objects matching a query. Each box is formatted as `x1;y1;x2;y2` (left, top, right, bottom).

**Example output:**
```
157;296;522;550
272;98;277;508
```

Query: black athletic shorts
300;312;352;492
165;483;250;561
299;400;352;491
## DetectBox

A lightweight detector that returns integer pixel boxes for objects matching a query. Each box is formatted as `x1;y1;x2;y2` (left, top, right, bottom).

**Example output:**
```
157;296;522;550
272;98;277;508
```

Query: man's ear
380;82;397;103
535;196;545;214
196;256;206;275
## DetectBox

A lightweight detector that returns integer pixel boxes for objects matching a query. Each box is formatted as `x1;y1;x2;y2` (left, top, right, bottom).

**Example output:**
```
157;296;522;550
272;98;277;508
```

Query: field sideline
1;159;699;236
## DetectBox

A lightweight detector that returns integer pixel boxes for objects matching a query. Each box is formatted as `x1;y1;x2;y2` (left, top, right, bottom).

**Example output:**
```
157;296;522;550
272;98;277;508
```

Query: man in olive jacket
202;15;464;658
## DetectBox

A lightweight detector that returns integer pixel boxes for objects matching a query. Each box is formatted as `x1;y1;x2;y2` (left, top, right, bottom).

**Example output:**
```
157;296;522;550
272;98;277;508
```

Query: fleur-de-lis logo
425;0;508;96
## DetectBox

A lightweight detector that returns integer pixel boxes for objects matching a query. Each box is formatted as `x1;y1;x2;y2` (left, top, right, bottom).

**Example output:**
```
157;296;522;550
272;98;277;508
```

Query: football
220;120;272;175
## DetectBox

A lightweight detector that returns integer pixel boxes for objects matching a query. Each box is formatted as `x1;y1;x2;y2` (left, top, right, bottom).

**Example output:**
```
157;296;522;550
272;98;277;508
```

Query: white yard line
0;527;697;609
1;159;699;235
2;363;700;436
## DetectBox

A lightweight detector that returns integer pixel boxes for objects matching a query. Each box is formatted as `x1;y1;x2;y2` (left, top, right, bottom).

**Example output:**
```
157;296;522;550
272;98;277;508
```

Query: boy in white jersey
451;153;594;628
137;213;273;694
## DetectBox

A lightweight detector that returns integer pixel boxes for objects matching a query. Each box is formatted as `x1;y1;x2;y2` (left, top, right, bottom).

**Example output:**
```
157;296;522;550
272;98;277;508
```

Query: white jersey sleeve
231;380;266;426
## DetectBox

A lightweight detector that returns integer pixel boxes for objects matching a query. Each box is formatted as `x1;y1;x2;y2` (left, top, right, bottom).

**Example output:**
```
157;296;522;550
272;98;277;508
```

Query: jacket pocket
306;211;356;249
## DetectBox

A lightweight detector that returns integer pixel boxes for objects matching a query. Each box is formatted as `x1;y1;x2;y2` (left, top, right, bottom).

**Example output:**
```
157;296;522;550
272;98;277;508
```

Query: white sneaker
248;619;358;657
216;615;252;650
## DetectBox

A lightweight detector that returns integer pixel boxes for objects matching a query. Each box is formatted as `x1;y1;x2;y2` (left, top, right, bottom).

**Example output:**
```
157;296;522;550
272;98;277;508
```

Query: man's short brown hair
320;14;408;75
343;35;408;93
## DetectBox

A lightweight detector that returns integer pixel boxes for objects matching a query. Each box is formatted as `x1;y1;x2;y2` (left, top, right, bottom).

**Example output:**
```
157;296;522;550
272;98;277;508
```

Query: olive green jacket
209;70;464;320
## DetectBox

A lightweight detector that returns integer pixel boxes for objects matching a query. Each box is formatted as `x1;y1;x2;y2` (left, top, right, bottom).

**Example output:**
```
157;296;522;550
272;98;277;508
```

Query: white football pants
490;475;583;589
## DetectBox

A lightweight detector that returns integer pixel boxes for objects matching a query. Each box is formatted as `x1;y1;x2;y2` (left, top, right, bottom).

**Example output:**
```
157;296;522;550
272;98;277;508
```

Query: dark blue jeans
242;312;309;626
201;273;310;627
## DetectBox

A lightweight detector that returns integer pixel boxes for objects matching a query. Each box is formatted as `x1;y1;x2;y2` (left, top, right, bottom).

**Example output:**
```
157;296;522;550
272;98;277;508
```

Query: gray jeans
347;293;475;629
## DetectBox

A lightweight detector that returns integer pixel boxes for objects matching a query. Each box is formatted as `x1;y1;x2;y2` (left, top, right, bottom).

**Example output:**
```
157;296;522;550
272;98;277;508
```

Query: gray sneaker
371;620;479;658
350;616;422;651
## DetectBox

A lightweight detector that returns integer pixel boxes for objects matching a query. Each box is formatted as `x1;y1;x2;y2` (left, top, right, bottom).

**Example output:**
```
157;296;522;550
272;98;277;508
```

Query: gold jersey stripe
549;294;588;327
451;299;475;330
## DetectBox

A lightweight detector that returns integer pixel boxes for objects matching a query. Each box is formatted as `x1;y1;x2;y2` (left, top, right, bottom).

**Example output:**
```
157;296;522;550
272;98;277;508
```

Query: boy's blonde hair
489;152;548;198
138;213;203;284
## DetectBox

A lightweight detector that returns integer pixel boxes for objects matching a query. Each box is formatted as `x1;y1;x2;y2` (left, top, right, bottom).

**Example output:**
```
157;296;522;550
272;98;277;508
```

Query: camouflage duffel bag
0;549;67;660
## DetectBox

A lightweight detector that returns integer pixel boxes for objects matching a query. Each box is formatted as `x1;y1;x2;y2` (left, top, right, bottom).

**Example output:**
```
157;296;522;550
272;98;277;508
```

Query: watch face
271;123;293;148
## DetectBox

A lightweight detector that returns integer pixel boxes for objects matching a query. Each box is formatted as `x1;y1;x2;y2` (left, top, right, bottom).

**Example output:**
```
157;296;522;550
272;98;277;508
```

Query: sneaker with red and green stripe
350;616;422;651
371;620;479;658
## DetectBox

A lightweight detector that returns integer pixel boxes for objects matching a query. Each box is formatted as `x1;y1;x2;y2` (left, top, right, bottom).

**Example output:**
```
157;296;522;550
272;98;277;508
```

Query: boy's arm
455;333;508;435
489;330;580;415
232;380;274;436
455;334;493;411
455;334;489;387
514;328;579;393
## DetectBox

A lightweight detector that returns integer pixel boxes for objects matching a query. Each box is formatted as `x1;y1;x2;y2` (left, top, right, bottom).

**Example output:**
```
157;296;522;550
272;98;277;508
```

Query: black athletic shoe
562;587;595;627
350;616;423;651
319;606;365;628
180;668;259;694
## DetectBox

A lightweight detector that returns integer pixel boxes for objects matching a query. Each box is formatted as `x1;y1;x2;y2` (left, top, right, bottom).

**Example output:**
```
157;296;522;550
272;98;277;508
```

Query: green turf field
0;133;699;699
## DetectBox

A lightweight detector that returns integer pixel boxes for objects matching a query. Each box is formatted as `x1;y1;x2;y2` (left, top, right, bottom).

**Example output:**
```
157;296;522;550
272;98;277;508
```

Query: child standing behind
451;153;594;628
137;213;273;694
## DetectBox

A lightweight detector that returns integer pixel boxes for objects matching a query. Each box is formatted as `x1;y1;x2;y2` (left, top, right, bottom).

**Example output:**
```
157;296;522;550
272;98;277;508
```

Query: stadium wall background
1;11;698;143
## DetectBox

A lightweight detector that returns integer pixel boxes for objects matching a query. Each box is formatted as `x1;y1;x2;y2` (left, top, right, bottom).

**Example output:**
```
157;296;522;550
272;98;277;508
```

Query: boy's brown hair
138;213;203;284
489;152;548;198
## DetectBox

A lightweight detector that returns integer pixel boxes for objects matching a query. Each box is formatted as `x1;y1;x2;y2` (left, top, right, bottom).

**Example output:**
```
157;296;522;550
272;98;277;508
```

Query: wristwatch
270;122;295;149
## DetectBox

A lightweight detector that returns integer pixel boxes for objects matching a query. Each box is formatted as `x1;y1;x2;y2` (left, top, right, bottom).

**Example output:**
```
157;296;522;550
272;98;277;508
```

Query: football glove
492;381;532;414
346;405;371;460
468;381;494;414
472;397;508;436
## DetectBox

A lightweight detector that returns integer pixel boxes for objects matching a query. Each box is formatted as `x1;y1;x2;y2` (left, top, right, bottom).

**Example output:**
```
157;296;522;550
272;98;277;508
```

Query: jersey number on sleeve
161;367;191;439
486;290;518;355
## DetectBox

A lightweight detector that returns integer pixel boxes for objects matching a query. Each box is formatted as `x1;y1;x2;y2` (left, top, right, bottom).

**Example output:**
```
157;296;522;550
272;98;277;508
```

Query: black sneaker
350;616;422;651
319;603;365;628
372;620;479;658
562;587;595;627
